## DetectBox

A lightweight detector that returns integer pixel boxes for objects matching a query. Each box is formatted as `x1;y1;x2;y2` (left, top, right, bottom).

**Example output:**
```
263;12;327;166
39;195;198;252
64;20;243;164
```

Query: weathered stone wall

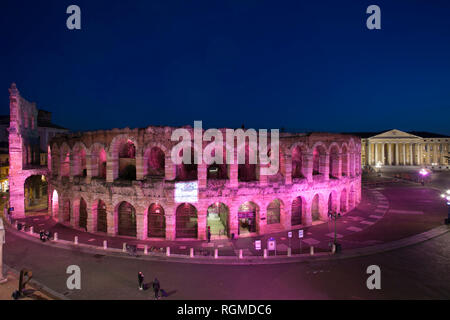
49;127;362;240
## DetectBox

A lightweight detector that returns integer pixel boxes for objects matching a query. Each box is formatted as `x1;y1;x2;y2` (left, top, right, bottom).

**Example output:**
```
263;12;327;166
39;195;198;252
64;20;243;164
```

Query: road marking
369;215;383;219
325;233;343;239
360;220;375;225
88;238;95;242
374;209;386;214
389;209;423;215
179;246;187;249
347;226;363;232
302;238;321;245
347;216;363;221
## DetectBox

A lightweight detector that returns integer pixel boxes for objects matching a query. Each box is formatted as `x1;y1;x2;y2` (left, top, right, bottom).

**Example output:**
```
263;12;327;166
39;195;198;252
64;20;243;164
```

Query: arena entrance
117;201;137;237
311;194;321;222
79;198;88;230
95;200;107;233
148;203;165;238
207;203;229;238
24;175;48;216
238;201;258;235
176;203;198;238
291;196;303;226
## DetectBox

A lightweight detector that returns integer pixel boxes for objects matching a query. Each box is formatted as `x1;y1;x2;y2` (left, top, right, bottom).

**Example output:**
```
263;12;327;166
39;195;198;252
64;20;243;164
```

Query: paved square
347;226;363;232
360;220;375;225
369;215;383;219
325;233;343;239
302;238;321;245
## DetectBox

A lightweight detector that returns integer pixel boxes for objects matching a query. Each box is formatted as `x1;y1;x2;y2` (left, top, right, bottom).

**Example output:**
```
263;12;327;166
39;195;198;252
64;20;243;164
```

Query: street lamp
329;212;342;253
440;189;450;224
419;168;430;185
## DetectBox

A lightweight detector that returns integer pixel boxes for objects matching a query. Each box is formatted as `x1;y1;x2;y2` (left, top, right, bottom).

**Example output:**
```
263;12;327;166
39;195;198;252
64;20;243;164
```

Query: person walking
207;227;211;243
138;272;144;290
152;278;160;299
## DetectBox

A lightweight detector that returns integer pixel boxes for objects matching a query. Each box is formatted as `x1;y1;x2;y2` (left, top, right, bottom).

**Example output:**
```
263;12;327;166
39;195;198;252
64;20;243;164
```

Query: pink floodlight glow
419;168;430;176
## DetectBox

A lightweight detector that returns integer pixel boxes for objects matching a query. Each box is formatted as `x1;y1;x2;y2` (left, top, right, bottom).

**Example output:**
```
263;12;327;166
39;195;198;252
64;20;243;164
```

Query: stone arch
291;196;306;226
340;188;348;212
78;197;88;230
60;143;71;177
175;203;198;238
115;201;137;237
147;203;165;238
291;143;308;179
237;142;258;182
206;144;229;180
92;199;108;233
51;189;59;218
72;142;87;177
143;145;166;177
90;143;107;179
311;142;328;176
267;199;283;225
329;143;340;179
176;147;198;181
24;175;48;215
238;201;259;234
341;144;349;176
349;184;356;209
207;202;229;237
109;135;138;181
311;193;324;221
327;190;339;214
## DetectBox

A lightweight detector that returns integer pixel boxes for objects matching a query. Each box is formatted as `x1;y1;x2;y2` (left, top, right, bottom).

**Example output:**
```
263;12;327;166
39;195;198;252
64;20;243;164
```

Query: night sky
1;0;450;135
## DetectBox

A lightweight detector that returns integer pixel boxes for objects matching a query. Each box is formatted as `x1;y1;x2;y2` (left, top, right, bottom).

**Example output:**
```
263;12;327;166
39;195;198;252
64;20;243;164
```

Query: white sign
267;238;276;251
288;231;292;238
174;182;198;203
298;230;304;238
254;240;261;250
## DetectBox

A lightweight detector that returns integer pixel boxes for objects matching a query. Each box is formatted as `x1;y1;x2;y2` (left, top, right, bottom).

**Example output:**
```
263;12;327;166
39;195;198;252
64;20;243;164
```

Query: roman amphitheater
8;84;362;241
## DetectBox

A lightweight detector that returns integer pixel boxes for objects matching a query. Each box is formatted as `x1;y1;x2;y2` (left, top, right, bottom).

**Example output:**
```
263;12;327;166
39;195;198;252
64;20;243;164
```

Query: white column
395;144;399;165
381;143;385;165
374;143;378;165
367;141;371;166
402;143;406;165
409;143;413;165
388;143;393;165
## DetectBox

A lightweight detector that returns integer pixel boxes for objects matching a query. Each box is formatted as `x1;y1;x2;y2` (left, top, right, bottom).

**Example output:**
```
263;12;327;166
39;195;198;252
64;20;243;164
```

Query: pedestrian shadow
162;289;177;297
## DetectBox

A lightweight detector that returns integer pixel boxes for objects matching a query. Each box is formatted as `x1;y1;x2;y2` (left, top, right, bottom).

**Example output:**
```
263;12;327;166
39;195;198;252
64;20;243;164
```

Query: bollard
310;246;314;256
263;249;268;259
29;226;33;234
190;248;194;258
331;243;336;254
74;236;78;245
54;232;58;241
288;247;292;257
144;245;148;255
103;240;107;250
14;221;18;228
214;248;218;259
239;249;243;259
166;246;170;257
123;243;127;252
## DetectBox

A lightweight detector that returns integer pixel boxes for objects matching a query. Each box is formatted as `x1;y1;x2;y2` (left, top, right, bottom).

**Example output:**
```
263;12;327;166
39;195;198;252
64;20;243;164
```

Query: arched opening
328;191;338;214
238;146;257;182
311;194;321;221
79;197;88;230
342;145;349;176
118;140;136;180
91;145;107;179
291;196;303;226
62;199;71;223
24;175;48;215
176;148;198;181
207;202;229;237
312;145;327;176
340;189;348;212
176;203;198;238
238;201;258;235
145;147;165;177
207;148;228;180
60;146;70;177
292;145;304;179
51;190;59;218
267;199;282;225
349;185;356;209
148;203;165;238
95;200;107;233
117;201;137;237
329;145;340;179
73;145;87;177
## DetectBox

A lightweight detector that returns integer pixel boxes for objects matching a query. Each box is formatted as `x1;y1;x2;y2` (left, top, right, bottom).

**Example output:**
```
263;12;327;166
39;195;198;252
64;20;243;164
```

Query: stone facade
48;127;361;240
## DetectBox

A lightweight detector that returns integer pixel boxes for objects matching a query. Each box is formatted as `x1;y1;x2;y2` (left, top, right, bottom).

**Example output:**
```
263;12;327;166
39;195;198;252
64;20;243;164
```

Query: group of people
138;272;163;300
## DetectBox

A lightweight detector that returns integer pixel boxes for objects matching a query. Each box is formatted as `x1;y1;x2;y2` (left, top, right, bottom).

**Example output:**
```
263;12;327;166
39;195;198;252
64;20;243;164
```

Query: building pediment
370;129;421;140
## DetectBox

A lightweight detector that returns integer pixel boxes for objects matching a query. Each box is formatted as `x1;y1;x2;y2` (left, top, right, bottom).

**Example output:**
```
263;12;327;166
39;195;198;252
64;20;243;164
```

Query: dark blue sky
1;0;450;134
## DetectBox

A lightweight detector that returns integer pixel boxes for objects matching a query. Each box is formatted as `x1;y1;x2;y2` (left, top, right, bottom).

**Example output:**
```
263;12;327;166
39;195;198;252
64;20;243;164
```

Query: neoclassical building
8;84;362;241
358;129;450;169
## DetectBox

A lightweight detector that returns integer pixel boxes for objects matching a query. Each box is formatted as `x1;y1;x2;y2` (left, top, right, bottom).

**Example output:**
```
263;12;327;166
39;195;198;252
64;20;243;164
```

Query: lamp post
419;168;430;185
440;190;450;225
330;212;341;253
